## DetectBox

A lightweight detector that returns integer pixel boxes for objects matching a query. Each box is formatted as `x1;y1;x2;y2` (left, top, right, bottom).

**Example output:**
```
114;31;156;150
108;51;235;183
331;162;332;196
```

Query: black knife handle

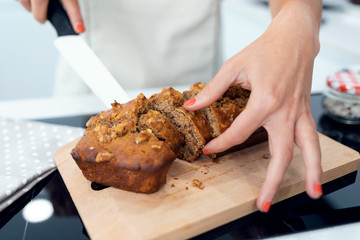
47;0;78;36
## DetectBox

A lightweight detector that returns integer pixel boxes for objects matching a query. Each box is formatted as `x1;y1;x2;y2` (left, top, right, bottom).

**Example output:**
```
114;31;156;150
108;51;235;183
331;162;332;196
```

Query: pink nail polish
262;201;271;213
184;98;196;106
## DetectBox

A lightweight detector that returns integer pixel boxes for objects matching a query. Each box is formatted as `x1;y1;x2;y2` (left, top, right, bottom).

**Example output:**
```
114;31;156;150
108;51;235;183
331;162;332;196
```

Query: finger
295;112;322;199
19;0;31;12
60;0;85;33
256;122;294;212
203;96;266;153
184;61;239;111
31;0;48;23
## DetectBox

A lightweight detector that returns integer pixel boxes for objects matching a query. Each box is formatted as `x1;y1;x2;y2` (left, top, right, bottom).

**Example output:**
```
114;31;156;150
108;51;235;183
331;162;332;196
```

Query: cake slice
147;87;212;162
183;82;267;158
138;109;184;153
183;82;249;137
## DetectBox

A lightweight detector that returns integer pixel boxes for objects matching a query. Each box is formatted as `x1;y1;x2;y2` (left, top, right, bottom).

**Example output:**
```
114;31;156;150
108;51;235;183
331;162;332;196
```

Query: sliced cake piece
208;127;268;159
148;87;212;162
184;82;267;158
183;82;249;137
138;110;184;153
223;84;251;101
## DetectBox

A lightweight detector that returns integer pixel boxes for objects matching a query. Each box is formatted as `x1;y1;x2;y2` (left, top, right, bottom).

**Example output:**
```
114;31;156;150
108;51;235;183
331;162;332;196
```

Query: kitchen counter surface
0;93;359;240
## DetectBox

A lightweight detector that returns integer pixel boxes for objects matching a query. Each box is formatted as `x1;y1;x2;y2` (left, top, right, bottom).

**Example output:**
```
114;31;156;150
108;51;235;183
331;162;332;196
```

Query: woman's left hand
184;1;322;212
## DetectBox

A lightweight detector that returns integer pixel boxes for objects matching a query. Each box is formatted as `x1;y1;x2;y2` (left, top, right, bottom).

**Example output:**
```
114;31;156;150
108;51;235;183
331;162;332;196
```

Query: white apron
54;0;222;95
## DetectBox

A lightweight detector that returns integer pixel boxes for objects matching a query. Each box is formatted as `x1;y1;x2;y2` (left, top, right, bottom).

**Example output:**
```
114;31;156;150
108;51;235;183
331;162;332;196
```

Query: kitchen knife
47;0;131;107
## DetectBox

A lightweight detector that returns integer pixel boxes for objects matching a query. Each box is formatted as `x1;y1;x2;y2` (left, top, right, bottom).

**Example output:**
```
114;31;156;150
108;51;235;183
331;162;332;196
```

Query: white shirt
54;0;221;95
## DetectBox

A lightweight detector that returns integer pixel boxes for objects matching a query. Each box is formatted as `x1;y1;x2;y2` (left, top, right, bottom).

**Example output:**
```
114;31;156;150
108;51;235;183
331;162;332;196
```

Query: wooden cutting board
54;133;359;240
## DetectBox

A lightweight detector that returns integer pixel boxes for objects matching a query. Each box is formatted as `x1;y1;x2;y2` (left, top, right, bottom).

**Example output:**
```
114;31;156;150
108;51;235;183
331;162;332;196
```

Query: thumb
184;63;239;111
203;95;265;154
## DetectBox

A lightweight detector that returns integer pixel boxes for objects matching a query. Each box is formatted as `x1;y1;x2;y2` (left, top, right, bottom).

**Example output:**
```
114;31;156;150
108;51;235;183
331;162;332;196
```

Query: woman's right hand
19;0;85;33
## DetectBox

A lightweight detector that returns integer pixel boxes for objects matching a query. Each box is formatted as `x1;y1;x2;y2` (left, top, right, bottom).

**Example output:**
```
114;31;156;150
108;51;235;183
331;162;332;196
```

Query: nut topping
135;135;147;144
192;178;204;190
95;152;114;163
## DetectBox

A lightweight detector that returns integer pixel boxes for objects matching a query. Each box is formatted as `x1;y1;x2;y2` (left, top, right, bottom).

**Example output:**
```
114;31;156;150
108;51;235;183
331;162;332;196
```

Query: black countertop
0;93;359;240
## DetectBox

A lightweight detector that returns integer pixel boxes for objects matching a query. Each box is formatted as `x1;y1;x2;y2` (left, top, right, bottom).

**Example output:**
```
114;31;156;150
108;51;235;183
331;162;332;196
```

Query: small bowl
322;69;360;125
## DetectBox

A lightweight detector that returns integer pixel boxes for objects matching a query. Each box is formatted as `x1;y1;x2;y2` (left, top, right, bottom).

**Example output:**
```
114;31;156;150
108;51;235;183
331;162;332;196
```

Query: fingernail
184;98;196;106
203;149;211;155
314;183;323;195
76;23;85;33
262;201;271;213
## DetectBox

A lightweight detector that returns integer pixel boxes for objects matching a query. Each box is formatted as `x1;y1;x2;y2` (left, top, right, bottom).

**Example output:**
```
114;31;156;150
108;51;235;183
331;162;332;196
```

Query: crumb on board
201;168;209;175
173;177;179;180
212;158;220;164
262;153;271;159
210;153;217;159
185;187;188;190
192;178;205;190
171;184;175;188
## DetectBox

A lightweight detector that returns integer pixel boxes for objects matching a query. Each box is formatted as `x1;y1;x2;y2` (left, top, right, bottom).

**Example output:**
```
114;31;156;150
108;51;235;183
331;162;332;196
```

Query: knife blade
47;0;130;107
